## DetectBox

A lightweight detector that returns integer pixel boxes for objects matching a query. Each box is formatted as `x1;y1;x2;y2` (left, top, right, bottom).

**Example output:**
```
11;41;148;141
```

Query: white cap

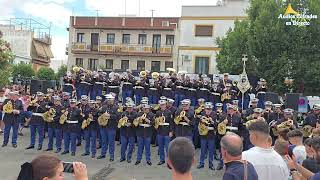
181;99;191;105
254;108;263;113
216;103;223;107
264;101;273;106
159;100;167;105
167;98;174;103
313;104;320;110
205;102;213;109
105;94;115;100
284;108;294;114
37;92;44;96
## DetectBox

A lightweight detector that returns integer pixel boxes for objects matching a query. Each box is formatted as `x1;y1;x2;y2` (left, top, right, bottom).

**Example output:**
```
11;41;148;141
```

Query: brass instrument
221;92;231;102
217;118;228;135
117;116;128;128
272;119;294;136
3;101;13;114
243;119;257;128
133;113;147;127
195;104;204;115
154;115;165;129
43;108;56;122
174;111;186;125
301;125;314;138
153;104;160;111
198;116;212;136
73;66;81;73
98;112;110;126
151;72;160;79
59;111;68;125
29;99;38;107
82;114;93;129
117;105;124;113
139;71;147;78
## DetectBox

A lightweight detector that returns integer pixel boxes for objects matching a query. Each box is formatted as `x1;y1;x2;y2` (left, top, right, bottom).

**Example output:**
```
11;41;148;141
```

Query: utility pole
151;9;155;17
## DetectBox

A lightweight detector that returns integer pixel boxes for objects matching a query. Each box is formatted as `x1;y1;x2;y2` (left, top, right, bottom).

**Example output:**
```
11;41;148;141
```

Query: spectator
167;137;195;180
17;154;88;180
285;137;320;180
287;130;306;164
274;139;289;157
312;128;320;138
278;128;290;141
0;89;6;134
221;132;258;180
242;121;289;180
302;138;320;173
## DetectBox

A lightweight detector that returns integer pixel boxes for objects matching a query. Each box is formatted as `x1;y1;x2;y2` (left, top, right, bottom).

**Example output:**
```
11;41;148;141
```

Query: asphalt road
0;129;223;180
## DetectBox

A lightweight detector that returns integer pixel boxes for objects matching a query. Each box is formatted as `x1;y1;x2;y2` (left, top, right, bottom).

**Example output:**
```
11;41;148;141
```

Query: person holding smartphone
17;154;88;180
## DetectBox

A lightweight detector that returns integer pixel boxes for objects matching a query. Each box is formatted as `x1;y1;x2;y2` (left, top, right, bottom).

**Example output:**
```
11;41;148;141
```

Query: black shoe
12;144;17;148
37;145;42;150
25;145;34;150
197;164;204;169
71;152;75;156
55;149;61;153
61;151;69;155
97;145;101;149
135;161;141;165
91;154;95;158
158;161;165;165
120;158;126;162
147;161;152;166
76;143;81;146
81;153;89;156
110;158;114;162
45;148;53;151
97;155;106;159
152;144;157;147
209;165;215;170
127;159;131;163
216;163;223;170
18;132;23;136
214;154;219;160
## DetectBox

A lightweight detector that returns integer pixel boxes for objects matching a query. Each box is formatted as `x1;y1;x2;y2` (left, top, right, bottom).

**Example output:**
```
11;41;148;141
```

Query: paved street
0;130;223;180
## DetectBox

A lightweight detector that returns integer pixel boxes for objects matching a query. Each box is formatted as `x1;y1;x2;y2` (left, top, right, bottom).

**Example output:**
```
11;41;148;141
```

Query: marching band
1;67;320;171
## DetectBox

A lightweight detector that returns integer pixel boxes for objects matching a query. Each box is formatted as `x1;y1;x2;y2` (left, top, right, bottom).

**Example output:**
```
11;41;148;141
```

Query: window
122;34;130;44
88;58;98;71
195;57;209;74
121;60;129;70
105;59;113;70
138;34;147;45
107;33;115;44
166;35;174;45
195;25;213;37
77;33;84;42
151;61;160;72
75;58;83;67
137;61;145;71
165;61;173;69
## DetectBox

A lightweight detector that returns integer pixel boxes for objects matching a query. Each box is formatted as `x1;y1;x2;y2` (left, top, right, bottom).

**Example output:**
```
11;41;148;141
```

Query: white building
178;0;249;74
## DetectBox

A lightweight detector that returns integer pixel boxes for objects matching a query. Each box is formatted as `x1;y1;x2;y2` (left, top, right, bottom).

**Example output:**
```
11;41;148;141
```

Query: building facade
67;16;179;72
178;0;249;74
0;19;53;70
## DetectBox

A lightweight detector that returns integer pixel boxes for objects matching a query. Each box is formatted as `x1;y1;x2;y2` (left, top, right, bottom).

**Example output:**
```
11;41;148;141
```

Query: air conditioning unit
162;21;170;27
183;55;191;61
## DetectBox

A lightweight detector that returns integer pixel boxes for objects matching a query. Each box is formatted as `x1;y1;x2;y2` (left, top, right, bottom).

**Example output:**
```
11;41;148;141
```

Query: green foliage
37;67;55;80
216;0;320;95
0;31;15;63
56;64;67;80
12;63;35;78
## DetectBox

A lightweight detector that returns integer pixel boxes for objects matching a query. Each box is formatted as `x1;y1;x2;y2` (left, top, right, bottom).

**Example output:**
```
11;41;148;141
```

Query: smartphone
63;162;74;173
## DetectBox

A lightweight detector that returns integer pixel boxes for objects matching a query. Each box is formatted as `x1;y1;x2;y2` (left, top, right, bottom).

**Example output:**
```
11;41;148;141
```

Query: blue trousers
84;129;97;155
258;94;266;109
135;94;143;105
29;124;44;146
120;135;135;160
77;131;83;144
137;136;151;162
158;135;170;162
174;94;185;107
99;128;116;158
148;94;159;105
122;90;133;104
193;125;200;148
3;121;19;145
199;138;215;166
90;88;102;100
64;132;77;153
47;128;62;150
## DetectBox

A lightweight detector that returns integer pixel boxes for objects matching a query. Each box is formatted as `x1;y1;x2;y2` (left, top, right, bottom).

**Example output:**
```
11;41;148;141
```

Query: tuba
43;108;56;122
117;116;128;128
98;112;110;127
3;101;13;114
59;111;68;125
198;117;211;136
133;113;146;127
174;111;186;125
301;125;314;138
154;115;165;129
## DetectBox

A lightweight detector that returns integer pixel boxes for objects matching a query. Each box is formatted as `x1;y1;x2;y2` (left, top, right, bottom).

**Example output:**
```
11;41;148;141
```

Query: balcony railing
71;42;173;56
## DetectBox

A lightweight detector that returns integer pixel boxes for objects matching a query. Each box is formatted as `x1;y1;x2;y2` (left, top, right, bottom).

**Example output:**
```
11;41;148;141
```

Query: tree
56;64;67;80
216;0;320;95
12;63;35;78
0;30;15;88
37;67;55;80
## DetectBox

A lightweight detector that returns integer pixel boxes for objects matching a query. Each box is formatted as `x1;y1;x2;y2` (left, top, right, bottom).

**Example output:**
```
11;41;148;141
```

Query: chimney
122;17;126;26
95;16;98;26
73;16;76;26
150;18;154;27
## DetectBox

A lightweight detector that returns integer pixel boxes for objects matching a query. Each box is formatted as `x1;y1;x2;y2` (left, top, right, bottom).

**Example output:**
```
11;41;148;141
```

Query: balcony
71;42;173;57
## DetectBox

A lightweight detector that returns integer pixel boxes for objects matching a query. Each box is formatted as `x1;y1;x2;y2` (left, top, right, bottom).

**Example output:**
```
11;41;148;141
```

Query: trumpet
98;112;110;126
195;104;204;115
43;108;56;122
154;115;166;129
82;114;93;129
133;113;147;127
198;117;212;136
29;99;38;107
59;111;68;125
174;111;186;125
3;101;13;114
117;116;128;128
117;105;124;113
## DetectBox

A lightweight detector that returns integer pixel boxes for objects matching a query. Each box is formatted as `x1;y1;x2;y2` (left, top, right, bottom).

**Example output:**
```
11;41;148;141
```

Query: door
195;57;209;74
152;35;161;53
91;33;99;51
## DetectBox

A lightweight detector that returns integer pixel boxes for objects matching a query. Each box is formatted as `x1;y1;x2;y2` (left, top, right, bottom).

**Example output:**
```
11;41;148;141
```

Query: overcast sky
0;0;218;61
